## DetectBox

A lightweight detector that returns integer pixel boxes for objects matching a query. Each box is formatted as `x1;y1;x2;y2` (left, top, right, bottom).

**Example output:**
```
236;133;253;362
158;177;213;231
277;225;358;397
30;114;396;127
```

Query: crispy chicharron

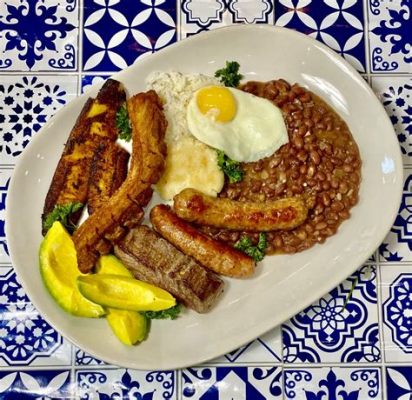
73;90;167;273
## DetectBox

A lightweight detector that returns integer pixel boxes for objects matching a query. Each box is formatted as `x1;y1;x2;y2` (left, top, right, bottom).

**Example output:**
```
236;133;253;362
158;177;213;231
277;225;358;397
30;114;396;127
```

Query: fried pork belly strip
73;90;167;273
173;188;308;231
87;142;130;214
150;204;255;278
41;79;126;235
114;226;225;313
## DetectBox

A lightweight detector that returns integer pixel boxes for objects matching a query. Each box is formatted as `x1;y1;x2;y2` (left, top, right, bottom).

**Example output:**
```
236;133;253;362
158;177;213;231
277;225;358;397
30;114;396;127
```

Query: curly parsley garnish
235;233;267;262
116;103;132;141
214;61;243;87
216;150;244;183
43;202;83;234
143;304;182;320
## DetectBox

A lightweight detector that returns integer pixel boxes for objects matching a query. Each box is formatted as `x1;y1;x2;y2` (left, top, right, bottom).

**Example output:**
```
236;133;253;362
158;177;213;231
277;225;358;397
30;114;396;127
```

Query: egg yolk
196;86;236;123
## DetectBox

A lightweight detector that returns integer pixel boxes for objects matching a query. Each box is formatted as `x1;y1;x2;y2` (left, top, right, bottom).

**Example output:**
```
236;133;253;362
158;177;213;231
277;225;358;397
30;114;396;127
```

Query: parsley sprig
43;202;83;234
143;304;181;320
235;233;267;262
116;103;132;141
214;61;243;87
216;150;244;183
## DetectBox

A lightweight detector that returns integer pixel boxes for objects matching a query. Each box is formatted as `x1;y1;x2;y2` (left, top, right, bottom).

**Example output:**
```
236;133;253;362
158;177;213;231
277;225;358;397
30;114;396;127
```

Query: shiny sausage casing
150;204;255;278
173;188;308;231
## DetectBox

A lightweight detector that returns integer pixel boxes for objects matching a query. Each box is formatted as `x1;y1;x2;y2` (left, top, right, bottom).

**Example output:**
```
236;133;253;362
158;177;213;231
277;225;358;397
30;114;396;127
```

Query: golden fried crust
73;90;167;273
41;79;126;235
87;142;130;214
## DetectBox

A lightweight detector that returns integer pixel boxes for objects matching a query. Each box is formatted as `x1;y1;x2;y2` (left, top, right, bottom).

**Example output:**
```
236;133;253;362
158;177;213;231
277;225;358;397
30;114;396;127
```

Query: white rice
146;71;221;144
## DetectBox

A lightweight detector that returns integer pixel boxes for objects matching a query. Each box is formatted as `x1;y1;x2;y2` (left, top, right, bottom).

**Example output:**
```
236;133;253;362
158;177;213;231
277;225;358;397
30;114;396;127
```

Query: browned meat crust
73;90;167;273
114;226;225;313
150;204;256;278
41;79;126;235
87;142;130;214
173;188;309;231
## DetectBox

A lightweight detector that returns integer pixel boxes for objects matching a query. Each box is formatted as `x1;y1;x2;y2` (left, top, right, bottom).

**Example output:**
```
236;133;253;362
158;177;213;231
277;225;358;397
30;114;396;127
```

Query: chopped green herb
234;233;267;262
143;304;182;320
342;276;359;311
214;61;243;88
43;202;83;234
216;150;244;183
116;103;132;141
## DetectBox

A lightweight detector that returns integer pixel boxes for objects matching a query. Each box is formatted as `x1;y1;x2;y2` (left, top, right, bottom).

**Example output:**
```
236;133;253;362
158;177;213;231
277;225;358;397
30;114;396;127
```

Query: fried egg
187;86;288;162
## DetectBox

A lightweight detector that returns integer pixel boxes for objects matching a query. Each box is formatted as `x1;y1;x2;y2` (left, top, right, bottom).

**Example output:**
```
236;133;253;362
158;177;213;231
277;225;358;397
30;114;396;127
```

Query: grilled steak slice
114;226;225;313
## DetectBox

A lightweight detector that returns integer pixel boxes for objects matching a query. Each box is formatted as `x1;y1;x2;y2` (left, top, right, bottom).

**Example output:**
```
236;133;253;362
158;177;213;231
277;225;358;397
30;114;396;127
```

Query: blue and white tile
0;267;72;367
0;0;78;71
368;0;412;73
0;369;72;399
83;0;177;72
81;75;110;94
381;265;412;362
284;367;381;399
386;366;412;400
75;368;176;399
0;75;78;165
0;168;11;265
372;77;412;166
282;264;380;363
180;1;274;38
75;347;105;366
213;326;282;363
378;170;412;263
182;366;282;399
275;0;366;72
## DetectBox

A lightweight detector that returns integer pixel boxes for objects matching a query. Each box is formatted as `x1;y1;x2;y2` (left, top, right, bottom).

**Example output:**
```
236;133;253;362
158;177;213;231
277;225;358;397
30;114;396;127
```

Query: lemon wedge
77;274;176;312
39;221;105;318
96;255;148;345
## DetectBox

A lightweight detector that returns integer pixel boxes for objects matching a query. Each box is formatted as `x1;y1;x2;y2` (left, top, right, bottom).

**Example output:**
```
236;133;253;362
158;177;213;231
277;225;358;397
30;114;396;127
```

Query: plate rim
5;24;404;370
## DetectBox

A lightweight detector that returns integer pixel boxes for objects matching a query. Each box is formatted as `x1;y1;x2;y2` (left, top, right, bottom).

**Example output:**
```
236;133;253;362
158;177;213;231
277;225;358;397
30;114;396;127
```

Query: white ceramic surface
6;25;403;370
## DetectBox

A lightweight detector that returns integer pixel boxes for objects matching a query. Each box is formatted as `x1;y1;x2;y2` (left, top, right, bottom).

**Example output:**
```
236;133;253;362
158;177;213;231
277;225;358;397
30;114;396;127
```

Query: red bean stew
201;79;362;254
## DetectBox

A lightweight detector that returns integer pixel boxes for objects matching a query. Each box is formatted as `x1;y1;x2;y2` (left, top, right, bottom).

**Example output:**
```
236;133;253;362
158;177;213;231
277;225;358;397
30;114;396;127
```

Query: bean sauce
201;79;362;255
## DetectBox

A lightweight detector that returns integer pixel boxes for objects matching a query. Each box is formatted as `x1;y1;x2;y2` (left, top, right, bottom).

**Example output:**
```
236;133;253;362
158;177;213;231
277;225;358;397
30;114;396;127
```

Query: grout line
363;0;371;76
78;0;84;94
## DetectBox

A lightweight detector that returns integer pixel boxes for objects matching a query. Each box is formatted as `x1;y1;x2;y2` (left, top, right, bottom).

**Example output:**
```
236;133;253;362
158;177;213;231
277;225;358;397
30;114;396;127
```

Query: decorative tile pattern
275;0;366;72
283;265;380;363
180;0;274;38
81;75;110;93
0;75;77;164
182;366;282;399
284;367;381;399
0;0;78;71
82;0;177;72
386;367;412;400
0;369;71;399
381;265;412;362
0;169;11;265
75;369;176;399
75;348;105;366
372;77;412;166
368;0;412;73
0;268;71;366
378;170;412;262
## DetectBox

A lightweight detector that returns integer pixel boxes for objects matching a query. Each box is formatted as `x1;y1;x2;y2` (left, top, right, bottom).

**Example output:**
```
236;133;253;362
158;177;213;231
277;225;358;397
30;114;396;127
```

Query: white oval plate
6;25;403;370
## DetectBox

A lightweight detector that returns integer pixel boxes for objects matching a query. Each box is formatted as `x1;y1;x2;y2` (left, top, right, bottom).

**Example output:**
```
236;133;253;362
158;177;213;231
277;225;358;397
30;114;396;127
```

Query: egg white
187;87;288;162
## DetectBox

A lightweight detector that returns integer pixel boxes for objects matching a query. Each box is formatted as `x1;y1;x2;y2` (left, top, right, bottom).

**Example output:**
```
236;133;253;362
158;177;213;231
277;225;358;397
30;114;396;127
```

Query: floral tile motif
0;267;71;367
381;265;412;361
283;264;380;363
284;367;381;399
372;77;412;166
180;0;274;38
378;170;412;262
275;0;366;72
81;75;110;94
182;366;282;399
75;368;176;399
75;348;105;366
0;369;71;399
0;168;11;265
0;75;77;164
0;0;78;71
368;0;412;73
213;326;282;363
386;367;412;400
82;0;177;72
